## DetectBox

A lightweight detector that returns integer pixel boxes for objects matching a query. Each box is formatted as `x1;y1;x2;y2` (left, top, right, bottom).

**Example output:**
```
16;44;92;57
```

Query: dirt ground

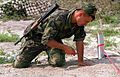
0;57;120;77
0;20;120;77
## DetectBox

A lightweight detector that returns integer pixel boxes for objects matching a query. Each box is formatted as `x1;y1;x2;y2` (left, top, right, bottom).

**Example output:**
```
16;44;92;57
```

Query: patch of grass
88;15;120;27
105;39;117;48
103;29;120;37
0;14;24;21
0;48;5;55
0;56;14;64
103;15;120;24
0;49;6;64
0;49;15;64
0;32;19;42
0;57;6;64
90;30;98;36
88;20;99;26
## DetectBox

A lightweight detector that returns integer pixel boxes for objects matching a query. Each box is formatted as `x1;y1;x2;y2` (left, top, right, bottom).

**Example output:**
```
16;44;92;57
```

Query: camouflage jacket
27;9;86;45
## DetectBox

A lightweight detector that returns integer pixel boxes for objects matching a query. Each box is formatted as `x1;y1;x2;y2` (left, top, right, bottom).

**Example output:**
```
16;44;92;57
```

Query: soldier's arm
73;26;87;66
47;39;75;55
76;40;85;66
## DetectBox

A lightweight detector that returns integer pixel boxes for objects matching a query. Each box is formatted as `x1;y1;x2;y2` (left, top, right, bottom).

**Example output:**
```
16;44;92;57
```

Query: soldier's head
72;3;97;26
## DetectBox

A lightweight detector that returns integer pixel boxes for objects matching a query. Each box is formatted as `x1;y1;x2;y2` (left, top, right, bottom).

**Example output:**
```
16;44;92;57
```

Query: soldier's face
75;12;93;26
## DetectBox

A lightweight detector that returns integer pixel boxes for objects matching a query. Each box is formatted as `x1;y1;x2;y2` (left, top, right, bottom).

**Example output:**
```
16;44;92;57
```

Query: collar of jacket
66;9;77;29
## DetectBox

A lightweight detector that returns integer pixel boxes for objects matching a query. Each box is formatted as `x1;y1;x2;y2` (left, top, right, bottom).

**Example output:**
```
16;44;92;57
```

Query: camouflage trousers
13;38;66;68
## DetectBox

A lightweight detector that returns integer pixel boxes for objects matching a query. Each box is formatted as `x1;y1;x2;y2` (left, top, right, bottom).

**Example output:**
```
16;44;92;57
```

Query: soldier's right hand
63;45;76;56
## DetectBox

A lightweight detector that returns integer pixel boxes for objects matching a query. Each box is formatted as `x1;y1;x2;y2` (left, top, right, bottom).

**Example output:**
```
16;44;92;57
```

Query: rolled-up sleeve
41;20;58;45
73;26;86;41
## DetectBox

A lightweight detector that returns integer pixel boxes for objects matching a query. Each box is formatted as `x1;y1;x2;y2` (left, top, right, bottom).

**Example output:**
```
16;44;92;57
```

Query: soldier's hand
63;45;76;56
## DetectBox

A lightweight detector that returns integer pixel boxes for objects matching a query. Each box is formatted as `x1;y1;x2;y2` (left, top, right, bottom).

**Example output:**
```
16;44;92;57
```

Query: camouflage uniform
13;9;86;68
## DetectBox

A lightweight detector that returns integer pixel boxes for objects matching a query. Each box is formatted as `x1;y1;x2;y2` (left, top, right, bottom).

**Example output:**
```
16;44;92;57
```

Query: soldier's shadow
31;54;120;70
31;63;49;68
62;59;95;70
62;54;120;70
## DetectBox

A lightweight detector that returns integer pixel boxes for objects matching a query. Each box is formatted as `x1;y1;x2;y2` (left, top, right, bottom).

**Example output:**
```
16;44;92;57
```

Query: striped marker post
97;31;105;59
97;18;120;74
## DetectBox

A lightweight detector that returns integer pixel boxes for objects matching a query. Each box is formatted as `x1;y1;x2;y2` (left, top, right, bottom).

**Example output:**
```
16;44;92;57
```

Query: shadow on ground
30;54;120;71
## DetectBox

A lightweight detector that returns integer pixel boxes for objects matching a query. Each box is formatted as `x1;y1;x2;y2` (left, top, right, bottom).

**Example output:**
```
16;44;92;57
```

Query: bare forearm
76;41;84;63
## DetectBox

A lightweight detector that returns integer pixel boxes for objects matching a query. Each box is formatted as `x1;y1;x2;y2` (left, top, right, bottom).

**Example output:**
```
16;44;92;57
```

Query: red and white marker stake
97;19;120;74
97;31;105;59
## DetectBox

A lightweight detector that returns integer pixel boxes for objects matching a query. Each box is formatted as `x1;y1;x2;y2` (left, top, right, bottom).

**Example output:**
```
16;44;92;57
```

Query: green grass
103;15;120;24
0;14;24;21
88;20;99;26
0;48;5;55
0;49;15;64
0;57;6;64
90;30;98;36
0;33;19;42
103;29;120;37
0;49;6;64
88;14;120;27
0;56;13;64
105;39;117;48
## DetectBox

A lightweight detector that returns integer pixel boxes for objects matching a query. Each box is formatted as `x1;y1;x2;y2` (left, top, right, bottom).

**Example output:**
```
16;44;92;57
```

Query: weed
103;15;120;24
0;49;16;64
103;29;120;37
0;49;6;64
0;48;5;55
88;20;99;26
0;32;19;42
88;14;120;27
0;57;6;64
104;39;117;49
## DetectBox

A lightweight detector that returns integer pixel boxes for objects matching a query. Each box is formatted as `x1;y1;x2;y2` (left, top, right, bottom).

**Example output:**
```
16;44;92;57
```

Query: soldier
13;3;97;68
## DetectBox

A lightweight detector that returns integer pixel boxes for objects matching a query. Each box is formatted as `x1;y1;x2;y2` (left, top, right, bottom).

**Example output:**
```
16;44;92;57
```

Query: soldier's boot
13;55;31;68
13;40;46;68
47;48;66;67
